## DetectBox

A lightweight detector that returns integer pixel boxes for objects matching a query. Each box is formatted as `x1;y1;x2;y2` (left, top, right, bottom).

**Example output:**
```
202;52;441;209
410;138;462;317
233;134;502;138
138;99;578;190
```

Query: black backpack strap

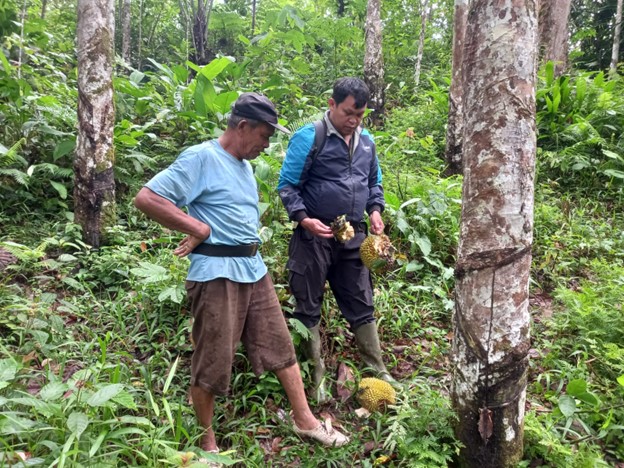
309;119;328;164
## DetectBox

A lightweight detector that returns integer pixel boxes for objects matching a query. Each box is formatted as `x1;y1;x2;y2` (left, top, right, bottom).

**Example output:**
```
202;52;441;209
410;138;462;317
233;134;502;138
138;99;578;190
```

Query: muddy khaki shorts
185;274;296;396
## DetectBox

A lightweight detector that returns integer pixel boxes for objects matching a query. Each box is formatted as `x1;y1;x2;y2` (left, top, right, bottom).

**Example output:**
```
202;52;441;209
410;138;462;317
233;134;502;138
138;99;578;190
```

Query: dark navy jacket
278;115;384;224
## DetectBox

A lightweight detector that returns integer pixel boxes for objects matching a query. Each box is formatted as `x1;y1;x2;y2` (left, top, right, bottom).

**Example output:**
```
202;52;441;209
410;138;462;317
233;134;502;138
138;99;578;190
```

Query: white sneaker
292;421;350;447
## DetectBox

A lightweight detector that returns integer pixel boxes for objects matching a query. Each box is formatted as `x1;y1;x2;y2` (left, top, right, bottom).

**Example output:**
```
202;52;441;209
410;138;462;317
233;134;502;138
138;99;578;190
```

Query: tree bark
451;0;537;467
538;0;571;76
364;0;385;126
40;0;48;19
413;0;428;89
122;0;131;64
75;0;116;248
251;0;257;36
443;0;469;176
611;0;624;76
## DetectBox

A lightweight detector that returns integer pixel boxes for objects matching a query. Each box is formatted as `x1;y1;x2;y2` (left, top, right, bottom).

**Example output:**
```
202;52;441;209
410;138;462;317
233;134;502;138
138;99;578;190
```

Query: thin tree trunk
122;0;131;64
251;0;257;36
538;0;571;76
364;0;385;126
137;0;142;68
75;0;116;248
443;0;469;176
452;0;537;466
413;0;428;89
18;0;26;79
611;0;624;76
40;0;47;19
193;0;207;64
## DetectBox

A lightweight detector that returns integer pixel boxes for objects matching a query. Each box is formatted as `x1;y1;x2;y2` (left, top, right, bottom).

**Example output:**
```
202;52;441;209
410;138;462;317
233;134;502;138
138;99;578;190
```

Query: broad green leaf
212;91;238;114
129;70;145;84
87;384;124;407
200;57;234;80
39;382;67;401
566;379;587;397
112;391;138;410
67;411;89;438
415;235;432;257
50;181;67;199
255;160;271;181
0;49;11;72
576;392;600;406
53;139;75;161
603;169;624;180
130;262;170;283
0;415;36;435
406;260;424;272
602;149;622;161
558;395;576;418
0;359;18;384
618;375;624;387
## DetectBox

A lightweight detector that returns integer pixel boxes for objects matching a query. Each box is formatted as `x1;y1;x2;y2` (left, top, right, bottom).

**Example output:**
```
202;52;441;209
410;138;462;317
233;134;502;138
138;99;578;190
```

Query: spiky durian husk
330;214;355;243
359;234;396;273
357;377;396;412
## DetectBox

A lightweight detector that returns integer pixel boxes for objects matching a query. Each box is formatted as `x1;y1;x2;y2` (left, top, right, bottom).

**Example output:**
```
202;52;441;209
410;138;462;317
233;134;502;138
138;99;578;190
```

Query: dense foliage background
1;0;623;466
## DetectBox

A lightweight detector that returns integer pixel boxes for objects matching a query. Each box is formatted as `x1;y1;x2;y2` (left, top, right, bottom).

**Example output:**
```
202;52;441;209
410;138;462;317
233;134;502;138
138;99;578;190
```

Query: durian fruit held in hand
330;214;355;242
357;377;396;412
359;234;396;273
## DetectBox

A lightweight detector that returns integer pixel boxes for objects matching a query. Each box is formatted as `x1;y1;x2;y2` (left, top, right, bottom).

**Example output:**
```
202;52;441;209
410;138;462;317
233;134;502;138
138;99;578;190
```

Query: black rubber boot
354;322;396;383
301;324;331;404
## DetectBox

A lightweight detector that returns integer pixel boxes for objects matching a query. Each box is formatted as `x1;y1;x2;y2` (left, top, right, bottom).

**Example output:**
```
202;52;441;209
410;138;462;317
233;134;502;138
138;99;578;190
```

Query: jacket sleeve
278;124;315;222
363;132;385;214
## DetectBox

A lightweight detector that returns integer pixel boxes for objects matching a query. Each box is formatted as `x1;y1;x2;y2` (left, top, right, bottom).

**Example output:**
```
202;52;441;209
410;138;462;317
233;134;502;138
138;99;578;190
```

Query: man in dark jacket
278;77;394;403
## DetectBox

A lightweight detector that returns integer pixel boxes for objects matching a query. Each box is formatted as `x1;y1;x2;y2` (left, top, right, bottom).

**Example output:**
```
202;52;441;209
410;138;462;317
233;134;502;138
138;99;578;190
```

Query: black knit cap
231;92;290;134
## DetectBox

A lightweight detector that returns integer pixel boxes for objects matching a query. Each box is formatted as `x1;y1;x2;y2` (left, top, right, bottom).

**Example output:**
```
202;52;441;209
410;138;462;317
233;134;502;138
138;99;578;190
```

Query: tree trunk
413;0;428;89
251;0;257;36
75;0;116;248
538;0;571;76
138;0;143;68
122;0;131;64
451;0;537;466
611;0;624;75
364;0;385;126
443;0;469;176
40;0;47;19
193;0;207;64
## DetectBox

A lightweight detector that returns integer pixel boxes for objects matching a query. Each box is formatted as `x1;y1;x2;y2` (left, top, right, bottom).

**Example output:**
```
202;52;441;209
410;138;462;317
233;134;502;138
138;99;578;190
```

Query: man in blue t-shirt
134;93;348;455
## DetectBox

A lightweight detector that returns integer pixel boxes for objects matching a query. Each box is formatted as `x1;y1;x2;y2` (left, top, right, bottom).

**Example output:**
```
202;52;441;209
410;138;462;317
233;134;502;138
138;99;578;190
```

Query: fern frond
0;138;26;167
0;241;46;262
0;168;29;186
287;112;325;133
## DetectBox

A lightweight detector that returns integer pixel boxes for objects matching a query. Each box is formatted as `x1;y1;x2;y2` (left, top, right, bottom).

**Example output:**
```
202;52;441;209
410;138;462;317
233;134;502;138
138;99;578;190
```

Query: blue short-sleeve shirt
145;140;267;283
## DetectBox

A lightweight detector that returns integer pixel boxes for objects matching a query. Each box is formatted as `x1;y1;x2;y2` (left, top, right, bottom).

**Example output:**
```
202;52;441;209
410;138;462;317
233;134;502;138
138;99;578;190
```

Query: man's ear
328;98;336;110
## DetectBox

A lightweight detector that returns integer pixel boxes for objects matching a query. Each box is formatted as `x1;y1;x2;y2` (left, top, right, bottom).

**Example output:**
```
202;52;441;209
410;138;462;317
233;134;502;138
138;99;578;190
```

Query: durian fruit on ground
359;234;396;273
357;377;397;412
330;214;355;242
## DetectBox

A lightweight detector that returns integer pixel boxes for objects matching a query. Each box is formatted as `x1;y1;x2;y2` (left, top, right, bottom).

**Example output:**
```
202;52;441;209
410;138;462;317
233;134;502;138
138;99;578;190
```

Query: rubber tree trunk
611;0;624;76
364;0;385;126
538;0;571;76
413;0;428;89
451;0;537;466
75;0;116;248
122;0;131;64
443;0;469;176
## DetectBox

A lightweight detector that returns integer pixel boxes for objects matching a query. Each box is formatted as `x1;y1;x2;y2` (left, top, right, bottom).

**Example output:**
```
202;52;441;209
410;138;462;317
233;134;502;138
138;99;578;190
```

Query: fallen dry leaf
336;362;355;402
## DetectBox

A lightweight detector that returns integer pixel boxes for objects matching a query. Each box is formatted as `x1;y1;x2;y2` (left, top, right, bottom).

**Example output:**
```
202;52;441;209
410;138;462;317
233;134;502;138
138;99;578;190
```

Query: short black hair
332;77;369;108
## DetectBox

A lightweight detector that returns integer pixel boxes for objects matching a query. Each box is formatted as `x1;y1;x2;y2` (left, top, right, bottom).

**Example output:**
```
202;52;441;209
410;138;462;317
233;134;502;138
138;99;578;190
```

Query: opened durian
330;214;355;243
357;377;396;412
359;234;396;273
